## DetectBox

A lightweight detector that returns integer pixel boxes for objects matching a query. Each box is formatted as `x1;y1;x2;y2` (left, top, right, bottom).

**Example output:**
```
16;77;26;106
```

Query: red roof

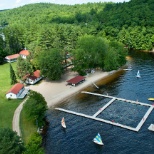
5;54;19;60
19;50;30;56
27;70;41;80
7;83;24;94
67;76;85;84
33;70;41;78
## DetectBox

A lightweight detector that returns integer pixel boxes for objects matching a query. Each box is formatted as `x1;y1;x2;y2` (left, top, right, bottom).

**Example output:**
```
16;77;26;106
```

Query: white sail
136;70;141;78
61;117;66;128
93;133;104;145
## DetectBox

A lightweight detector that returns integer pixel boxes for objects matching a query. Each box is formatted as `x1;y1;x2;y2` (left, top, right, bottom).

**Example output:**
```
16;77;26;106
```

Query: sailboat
93;133;104;145
148;98;154;101
136;70;141;78
61;117;66;128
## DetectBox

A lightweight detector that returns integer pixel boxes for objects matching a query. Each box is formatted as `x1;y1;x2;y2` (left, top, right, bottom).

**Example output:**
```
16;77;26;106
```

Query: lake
43;50;154;154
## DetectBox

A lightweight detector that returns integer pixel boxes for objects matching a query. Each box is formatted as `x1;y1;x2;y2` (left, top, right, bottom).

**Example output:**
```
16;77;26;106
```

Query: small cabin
6;83;29;99
5;54;20;62
25;70;43;85
66;75;85;86
19;49;30;59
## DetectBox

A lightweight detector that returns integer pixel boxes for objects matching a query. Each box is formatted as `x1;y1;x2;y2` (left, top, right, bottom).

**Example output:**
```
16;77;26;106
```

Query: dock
148;124;154;131
55;91;154;132
92;82;99;89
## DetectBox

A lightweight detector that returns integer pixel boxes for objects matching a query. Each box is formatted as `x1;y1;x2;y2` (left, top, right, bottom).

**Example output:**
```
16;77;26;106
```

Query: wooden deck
55;91;154;132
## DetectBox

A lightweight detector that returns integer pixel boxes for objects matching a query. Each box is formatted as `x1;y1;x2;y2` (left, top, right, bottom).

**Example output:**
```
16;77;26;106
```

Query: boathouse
66;75;85;86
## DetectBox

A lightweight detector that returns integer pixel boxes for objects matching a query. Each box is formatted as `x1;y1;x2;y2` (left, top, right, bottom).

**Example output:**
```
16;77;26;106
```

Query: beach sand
29;70;110;108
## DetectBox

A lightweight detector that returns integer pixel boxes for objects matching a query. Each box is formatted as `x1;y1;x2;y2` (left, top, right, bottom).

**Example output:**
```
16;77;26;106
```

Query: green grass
0;62;21;128
20;108;37;144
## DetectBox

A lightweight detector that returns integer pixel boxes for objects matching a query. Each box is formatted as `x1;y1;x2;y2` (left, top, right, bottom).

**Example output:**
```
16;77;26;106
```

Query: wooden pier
92;98;116;118
55;91;154;132
55;107;137;131
81;91;152;107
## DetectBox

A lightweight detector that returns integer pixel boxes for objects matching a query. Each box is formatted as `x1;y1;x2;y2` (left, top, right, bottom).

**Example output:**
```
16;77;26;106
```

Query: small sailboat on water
61;117;66;128
136;70;141;78
93;133;104;145
148;98;154;101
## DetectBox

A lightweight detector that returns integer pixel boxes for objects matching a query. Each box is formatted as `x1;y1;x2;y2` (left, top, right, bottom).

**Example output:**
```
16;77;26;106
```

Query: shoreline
30;69;122;108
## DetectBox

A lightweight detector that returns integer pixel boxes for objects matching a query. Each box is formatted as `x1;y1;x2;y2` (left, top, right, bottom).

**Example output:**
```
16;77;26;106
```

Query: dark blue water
43;51;154;154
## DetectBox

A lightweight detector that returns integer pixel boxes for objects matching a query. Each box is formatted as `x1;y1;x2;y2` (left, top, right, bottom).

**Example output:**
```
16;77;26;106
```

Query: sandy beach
30;70;110;108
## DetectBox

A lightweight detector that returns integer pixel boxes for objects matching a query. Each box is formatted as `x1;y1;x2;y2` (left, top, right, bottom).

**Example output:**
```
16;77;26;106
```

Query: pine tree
10;63;17;85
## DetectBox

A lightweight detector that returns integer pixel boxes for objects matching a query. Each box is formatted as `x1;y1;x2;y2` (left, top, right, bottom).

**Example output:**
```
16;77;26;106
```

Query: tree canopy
0;128;25;154
38;48;63;80
24;91;47;127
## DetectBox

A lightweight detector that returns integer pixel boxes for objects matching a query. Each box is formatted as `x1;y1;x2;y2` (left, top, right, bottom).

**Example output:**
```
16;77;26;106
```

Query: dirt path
12;98;28;136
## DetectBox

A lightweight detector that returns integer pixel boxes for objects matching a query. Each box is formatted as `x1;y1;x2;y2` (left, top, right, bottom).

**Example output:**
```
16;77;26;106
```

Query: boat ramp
55;91;154;132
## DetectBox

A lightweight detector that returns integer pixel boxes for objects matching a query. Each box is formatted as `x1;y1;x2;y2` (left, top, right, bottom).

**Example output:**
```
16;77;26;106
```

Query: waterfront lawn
20;108;37;143
0;63;21;128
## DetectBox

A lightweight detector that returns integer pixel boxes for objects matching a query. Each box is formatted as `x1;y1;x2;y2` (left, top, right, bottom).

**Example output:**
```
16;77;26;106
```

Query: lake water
43;51;154;154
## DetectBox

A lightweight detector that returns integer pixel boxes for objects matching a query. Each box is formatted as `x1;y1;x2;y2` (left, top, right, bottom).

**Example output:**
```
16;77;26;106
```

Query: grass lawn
0;62;40;144
20;107;37;144
0;62;21;128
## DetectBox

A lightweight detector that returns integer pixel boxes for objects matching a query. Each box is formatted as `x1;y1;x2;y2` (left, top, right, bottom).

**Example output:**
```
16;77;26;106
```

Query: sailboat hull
61;117;66;128
148;98;154;101
93;140;104;145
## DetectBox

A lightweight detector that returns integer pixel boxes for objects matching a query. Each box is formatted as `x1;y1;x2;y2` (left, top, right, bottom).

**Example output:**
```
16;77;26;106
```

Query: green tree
104;41;127;71
0;128;25;154
73;35;108;75
24;91;47;127
23;133;44;154
10;63;17;85
16;56;33;81
38;48;63;80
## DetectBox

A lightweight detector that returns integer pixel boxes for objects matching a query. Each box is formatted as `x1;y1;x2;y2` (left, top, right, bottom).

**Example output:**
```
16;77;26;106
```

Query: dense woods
0;0;153;77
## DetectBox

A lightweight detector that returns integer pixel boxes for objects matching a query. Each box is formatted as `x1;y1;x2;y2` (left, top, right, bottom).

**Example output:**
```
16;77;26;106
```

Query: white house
25;70;43;85
6;83;29;99
19;49;30;59
5;54;20;62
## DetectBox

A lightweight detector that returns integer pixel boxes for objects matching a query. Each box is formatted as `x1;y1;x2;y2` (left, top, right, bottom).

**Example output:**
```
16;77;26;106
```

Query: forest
0;0;153;78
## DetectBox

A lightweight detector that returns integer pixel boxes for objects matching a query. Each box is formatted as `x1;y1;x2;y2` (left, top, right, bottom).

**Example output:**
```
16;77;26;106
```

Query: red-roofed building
6;83;29;99
66;75;85;86
5;54;20;62
25;70;43;85
19;49;30;59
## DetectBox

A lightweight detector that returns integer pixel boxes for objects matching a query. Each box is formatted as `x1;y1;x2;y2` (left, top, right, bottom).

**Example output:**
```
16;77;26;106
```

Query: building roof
7;83;24;94
66;76;85;85
26;70;41;80
33;70;41;78
23;70;41;80
19;49;30;56
5;54;20;60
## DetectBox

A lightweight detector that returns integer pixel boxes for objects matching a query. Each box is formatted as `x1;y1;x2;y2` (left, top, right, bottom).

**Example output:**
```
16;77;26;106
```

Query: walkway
55;91;154;132
12;98;28;136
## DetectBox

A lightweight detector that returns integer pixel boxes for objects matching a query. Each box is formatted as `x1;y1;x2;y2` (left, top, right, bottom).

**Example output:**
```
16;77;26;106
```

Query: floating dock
148;124;154;131
55;91;154;132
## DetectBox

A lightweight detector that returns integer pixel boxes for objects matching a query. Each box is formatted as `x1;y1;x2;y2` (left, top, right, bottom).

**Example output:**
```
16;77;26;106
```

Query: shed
66;75;85;86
